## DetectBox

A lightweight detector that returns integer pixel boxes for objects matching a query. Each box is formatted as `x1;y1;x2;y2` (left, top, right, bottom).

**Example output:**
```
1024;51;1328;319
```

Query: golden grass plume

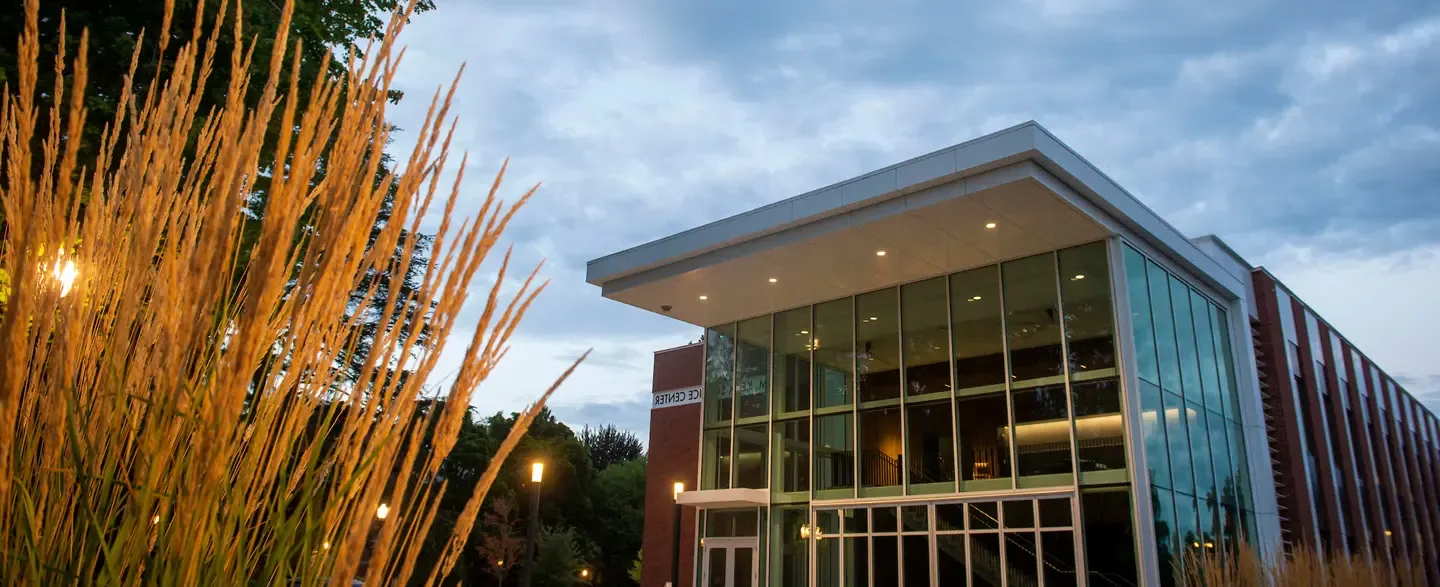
1180;541;1425;586
0;0;582;583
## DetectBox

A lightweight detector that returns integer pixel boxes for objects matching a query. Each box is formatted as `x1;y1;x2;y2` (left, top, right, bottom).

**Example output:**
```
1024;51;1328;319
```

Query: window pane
1041;531;1078;586
1228;420;1252;512
970;534;1001;587
873;536;899;587
1004;501;1035;529
857;288;901;403
936;503;965;532
842;508;867;534
774;307;812;415
707;547;727;587
817;533;840;587
1124;246;1160;384
736;316;771;419
813;299;854;409
735;547;753;587
970;502;1000;531
734;424;768;489
1210;304;1240;423
705;323;736;425
903;277;951;396
957;393;1011;483
1207;411;1234;509
1013;384;1073;478
1004;532;1038;587
903;536;930;587
1140;380;1172;489
937;535;966;586
1040;498;1072;527
872;506;898;533
774;419;810;494
860;407;903;488
951;265;1006;392
1191;290;1223;414
707;509;759;537
903;505;929;531
1148;261;1182;394
844;537;869;587
1187;402;1215;502
907;401;956;486
702;427;732;490
1081;489;1139;586
1164;392;1195;495
1175;492;1201;561
1170;276;1203;405
1074;378;1126;473
1060;242;1116;373
1152;489;1180;587
814;414;854;493
1004;254;1064;384
771;506;809;587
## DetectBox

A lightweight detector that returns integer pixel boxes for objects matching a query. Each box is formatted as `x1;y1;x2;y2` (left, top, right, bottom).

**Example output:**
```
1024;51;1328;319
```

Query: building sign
653;386;701;409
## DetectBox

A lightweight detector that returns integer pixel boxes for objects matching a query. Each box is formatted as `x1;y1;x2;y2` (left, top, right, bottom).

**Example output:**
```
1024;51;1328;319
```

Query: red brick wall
642;343;703;587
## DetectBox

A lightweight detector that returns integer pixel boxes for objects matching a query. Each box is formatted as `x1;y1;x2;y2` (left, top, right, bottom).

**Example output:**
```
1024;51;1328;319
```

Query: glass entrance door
703;538;758;587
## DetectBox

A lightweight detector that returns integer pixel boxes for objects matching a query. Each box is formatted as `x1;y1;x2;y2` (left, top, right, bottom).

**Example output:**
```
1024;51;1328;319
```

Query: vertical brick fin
1249;272;1315;553
642;343;704;587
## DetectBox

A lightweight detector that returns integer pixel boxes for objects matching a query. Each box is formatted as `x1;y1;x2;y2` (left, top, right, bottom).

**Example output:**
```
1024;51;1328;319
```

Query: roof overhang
676;488;769;509
587;121;1246;327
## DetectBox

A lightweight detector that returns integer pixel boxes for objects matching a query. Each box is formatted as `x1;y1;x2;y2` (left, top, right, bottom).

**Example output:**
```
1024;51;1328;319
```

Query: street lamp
672;482;685;587
521;461;545;587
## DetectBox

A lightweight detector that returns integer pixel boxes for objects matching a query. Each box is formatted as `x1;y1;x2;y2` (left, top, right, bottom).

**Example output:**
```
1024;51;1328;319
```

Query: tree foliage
580;424;645;471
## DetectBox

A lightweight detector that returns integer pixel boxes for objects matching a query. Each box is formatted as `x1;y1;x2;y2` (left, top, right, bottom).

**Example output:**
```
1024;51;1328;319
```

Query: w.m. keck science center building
585;122;1440;587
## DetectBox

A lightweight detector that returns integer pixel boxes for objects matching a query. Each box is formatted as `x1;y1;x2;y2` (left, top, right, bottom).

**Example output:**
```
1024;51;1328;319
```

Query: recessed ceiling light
800;330;809;334
875;250;886;256
869;316;878;321
1072;274;1086;280
985;222;997;229
768;277;778;283
698;295;708;300
970;295;983;301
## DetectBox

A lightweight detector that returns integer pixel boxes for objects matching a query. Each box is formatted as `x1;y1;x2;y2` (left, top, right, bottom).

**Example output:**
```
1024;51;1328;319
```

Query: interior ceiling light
869;316;878;321
768;277;778;283
970;295;982;301
1072;274;1086;280
985;222;997;229
875;250;887;256
800;330;809;334
698;295;708;300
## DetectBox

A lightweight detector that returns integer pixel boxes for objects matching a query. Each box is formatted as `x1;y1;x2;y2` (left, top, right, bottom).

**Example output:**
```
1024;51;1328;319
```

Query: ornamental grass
1180;540;1425;586
0;0;578;584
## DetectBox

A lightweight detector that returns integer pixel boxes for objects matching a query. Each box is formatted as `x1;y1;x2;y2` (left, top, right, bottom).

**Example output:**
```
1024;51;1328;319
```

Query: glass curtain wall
1121;243;1252;586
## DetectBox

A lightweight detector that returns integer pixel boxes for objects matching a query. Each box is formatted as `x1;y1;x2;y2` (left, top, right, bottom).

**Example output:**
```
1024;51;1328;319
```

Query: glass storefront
695;240;1251;586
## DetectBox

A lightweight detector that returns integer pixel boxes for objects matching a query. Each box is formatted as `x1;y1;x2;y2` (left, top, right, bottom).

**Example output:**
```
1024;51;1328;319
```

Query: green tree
580;424;645;470
533;526;596;587
628;551;642;584
590;457;647;586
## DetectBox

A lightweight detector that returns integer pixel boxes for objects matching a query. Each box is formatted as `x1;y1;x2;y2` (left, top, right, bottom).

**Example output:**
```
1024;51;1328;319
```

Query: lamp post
672;482;684;587
521;461;544;587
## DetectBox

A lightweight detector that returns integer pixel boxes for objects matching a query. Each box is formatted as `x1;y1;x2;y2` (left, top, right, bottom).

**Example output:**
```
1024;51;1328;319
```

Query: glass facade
694;240;1250;587
1121;244;1253;584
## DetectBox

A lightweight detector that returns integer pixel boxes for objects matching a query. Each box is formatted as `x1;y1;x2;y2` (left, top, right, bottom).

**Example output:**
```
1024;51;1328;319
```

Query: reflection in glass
705;323;736;425
770;507;808;587
813;299;854;409
774;307;812;416
903;535;930;587
860;407;903;489
1073;378;1126;473
702;427;732;490
957;393;1011;483
1170;276;1203;405
845;537;869;587
1187;402;1214;502
1004;254;1065;383
872;536;899;587
1228;420;1252;512
1005;532;1039;587
814;414;854;493
1124;246;1160;384
734;424;767;489
1153;489;1179;587
842;508;868;534
1148;260;1182;394
817;510;839;535
951;265;1007;392
1210;304;1241;421
774;419;809;494
903;277;951;397
1175;492;1202;560
1081;489;1138;586
736;316;771;419
1191;290;1223;412
937;535;967;587
970;502;1000;531
857;288;901;403
1141;380;1172;489
1164;392;1195;495
1060;242;1116;374
1012;384;1073;478
907;401;955;486
1207;410;1234;509
816;533;840;587
970;534;1002;587
1043;531;1078;587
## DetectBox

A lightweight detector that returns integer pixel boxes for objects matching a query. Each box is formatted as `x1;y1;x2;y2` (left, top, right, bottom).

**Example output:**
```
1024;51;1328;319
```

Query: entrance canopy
587;122;1245;327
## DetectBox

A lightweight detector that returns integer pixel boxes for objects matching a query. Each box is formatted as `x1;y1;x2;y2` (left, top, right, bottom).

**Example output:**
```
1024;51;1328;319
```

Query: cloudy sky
383;0;1440;437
